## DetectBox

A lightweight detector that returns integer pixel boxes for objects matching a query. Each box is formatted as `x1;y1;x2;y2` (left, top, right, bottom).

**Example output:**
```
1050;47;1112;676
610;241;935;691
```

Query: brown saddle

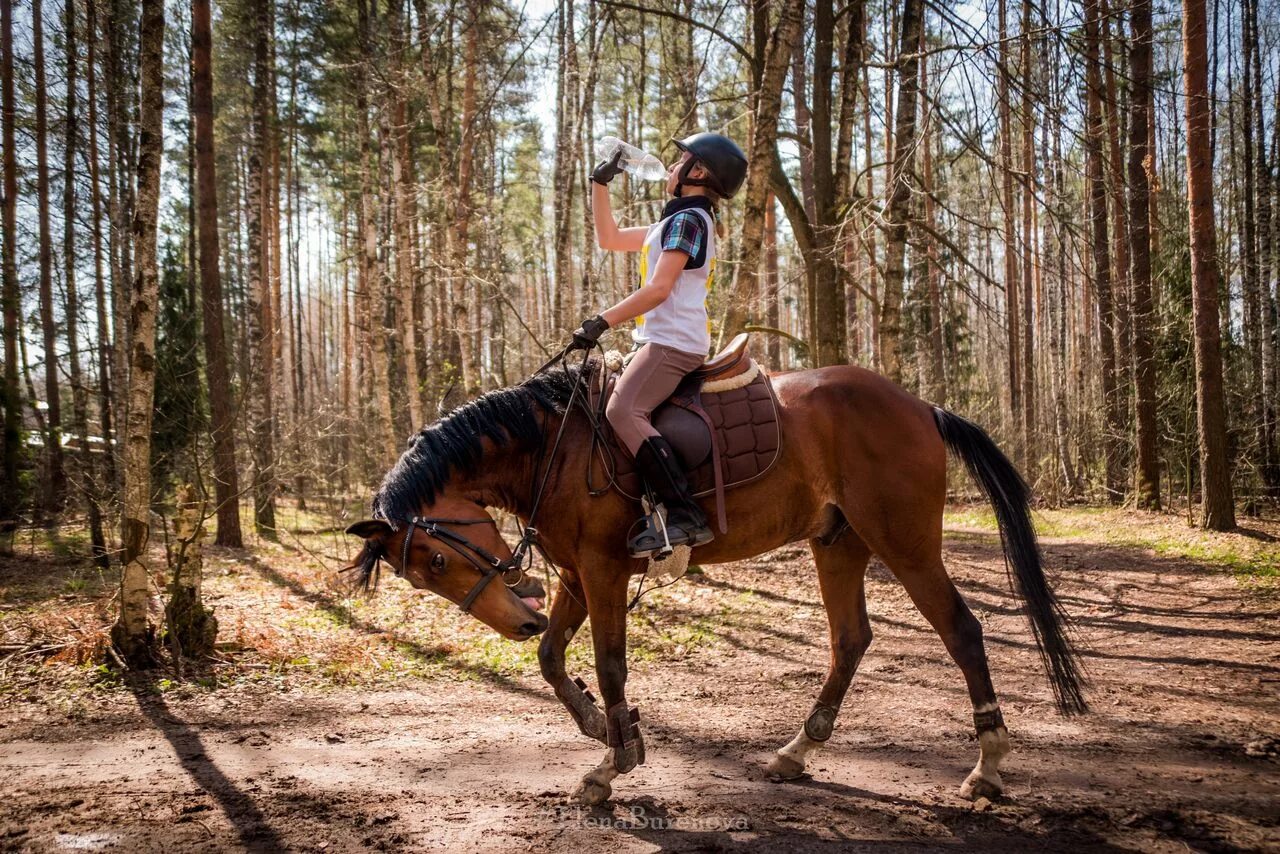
587;333;783;534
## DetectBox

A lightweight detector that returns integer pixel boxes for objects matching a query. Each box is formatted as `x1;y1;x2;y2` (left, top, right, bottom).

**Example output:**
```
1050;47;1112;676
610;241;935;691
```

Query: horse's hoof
766;752;806;780
573;776;612;806
959;770;1003;801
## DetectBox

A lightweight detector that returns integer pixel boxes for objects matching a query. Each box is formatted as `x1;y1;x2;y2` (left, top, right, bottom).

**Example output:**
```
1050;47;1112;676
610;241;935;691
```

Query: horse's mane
370;361;590;527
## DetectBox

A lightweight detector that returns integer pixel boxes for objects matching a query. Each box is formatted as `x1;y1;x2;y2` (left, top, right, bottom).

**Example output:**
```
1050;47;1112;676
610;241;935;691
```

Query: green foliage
153;241;206;496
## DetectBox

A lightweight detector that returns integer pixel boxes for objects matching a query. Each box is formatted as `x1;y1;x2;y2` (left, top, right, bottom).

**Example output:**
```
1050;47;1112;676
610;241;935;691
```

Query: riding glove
591;150;625;186
570;314;610;350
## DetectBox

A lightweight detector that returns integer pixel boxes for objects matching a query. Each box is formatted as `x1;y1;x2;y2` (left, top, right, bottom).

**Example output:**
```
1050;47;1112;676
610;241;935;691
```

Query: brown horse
345;355;1085;805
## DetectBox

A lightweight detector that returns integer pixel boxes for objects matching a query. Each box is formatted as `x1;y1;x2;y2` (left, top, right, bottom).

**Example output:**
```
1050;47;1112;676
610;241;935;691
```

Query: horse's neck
459;428;548;518
468;408;582;520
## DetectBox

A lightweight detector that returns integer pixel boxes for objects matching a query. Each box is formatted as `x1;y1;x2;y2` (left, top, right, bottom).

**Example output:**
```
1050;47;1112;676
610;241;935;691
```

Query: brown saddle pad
587;357;783;533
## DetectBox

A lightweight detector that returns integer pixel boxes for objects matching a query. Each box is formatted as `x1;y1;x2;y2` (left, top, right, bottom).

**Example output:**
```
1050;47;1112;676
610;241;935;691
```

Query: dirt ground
0;509;1277;852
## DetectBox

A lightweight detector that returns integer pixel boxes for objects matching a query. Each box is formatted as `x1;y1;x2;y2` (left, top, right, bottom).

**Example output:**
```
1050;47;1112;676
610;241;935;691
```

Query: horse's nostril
518;618;547;637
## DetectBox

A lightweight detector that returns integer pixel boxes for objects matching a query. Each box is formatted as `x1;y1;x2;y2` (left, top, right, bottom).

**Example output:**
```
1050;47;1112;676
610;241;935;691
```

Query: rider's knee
604;392;626;431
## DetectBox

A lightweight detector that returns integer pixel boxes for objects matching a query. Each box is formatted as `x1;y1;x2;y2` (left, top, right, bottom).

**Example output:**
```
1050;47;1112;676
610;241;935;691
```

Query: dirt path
1;521;1277;852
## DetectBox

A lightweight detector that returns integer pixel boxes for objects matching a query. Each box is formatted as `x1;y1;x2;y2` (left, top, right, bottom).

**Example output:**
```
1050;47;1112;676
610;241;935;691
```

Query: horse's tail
932;407;1087;715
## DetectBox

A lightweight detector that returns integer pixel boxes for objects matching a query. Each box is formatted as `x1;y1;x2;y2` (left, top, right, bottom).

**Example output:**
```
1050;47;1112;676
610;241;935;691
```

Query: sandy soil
0;518;1277;852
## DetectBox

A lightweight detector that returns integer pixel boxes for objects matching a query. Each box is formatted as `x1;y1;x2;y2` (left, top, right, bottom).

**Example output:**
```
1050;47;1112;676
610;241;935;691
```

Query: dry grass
0;499;750;709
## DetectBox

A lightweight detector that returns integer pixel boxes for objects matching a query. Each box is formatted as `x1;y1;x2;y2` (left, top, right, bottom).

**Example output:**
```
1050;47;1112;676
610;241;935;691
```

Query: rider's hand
591;150;625;186
570;314;610;351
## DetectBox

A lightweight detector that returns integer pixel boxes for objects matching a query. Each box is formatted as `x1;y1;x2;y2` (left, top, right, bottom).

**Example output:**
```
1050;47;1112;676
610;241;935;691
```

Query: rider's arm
593;182;647;252
600;249;687;327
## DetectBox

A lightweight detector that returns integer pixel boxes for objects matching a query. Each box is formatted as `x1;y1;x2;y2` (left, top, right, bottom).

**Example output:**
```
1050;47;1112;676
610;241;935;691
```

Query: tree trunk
33;0;66;514
1019;0;1036;480
86;0;114;555
1245;0;1277;492
1182;0;1235;530
808;0;846;368
112;0;165;668
721;0;804;341
1085;0;1123;503
1102;0;1132;426
61;0;107;563
1128;0;1160;509
192;0;242;546
921;27;944;404
0;0;22;531
248;0;277;538
103;0;130;497
389;0;423;426
877;0;925;384
998;0;1020;449
164;484;217;660
1238;0;1264;508
356;0;397;468
551;0;574;338
455;3;480;394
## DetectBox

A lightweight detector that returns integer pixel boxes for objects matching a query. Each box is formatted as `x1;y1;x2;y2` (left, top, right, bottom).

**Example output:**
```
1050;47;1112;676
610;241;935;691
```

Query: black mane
370;362;589;526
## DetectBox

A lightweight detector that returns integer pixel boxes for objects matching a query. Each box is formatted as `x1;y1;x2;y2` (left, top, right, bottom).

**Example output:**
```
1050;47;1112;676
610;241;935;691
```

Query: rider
569;132;748;557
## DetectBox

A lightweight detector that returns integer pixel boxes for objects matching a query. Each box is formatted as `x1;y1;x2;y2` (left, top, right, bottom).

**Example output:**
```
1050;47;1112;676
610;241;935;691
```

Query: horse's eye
430;553;446;574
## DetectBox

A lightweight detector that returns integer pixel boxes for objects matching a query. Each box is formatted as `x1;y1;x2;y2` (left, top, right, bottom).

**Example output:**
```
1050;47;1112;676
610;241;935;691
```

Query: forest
0;0;1276;644
0;0;1278;849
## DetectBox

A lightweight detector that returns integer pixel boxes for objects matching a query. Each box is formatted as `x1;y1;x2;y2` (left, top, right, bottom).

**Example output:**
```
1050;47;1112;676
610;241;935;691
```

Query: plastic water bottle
595;136;666;182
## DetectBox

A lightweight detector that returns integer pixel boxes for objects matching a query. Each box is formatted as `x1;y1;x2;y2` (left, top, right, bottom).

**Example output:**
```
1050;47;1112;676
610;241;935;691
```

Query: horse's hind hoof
959;770;1003;801
765;752;806;780
573;776;612;806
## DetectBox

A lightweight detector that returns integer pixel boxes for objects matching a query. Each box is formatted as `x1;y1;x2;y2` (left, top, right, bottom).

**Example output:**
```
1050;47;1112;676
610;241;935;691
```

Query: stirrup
626;498;674;560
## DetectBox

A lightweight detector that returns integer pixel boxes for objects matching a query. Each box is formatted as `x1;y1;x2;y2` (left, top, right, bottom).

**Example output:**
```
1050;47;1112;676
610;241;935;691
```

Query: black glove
570;315;610;350
591;150;625;186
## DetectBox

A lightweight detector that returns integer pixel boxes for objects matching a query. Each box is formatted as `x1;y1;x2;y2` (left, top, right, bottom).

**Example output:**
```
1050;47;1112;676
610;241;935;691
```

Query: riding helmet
672;132;748;199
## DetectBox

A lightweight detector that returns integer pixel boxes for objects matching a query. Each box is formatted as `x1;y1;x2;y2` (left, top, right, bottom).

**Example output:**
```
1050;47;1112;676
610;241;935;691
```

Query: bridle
397;515;529;613
391;346;607;615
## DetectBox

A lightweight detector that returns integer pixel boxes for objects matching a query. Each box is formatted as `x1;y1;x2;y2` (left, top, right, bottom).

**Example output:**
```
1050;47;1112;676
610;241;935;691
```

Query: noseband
398;516;532;613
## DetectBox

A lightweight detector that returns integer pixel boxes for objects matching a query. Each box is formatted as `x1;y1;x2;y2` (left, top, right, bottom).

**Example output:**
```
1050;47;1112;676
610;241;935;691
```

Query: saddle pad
591;364;783;503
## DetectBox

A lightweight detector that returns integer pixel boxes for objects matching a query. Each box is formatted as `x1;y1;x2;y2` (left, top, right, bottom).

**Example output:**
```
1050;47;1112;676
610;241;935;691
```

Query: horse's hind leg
538;574;607;743
767;529;873;780
879;546;1011;800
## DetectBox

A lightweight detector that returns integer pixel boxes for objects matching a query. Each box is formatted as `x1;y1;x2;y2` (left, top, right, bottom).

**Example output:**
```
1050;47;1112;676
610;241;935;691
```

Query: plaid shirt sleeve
660;211;706;267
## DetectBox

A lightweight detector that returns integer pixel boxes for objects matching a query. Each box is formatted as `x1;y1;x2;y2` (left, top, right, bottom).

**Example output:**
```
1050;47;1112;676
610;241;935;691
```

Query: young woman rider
567;132;748;558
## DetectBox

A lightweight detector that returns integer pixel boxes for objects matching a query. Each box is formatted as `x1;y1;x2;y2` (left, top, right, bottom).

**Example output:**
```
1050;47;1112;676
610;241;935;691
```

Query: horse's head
344;498;549;641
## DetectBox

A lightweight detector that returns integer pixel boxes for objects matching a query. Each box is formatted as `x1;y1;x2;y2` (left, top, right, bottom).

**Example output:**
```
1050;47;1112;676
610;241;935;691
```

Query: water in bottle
595;136;666;182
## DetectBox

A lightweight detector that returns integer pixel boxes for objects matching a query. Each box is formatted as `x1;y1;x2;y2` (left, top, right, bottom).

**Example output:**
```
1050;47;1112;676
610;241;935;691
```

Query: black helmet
672;132;748;199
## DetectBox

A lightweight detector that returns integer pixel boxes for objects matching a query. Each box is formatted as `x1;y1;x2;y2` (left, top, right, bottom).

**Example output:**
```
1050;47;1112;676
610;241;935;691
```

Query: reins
394;345;606;614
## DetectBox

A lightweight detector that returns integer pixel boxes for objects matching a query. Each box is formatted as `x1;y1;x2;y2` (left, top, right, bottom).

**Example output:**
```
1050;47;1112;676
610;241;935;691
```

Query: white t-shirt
631;206;715;356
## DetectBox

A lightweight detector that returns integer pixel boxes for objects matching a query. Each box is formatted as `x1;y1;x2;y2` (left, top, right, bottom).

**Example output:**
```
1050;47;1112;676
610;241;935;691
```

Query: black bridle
392;345;607;614
397;516;530;613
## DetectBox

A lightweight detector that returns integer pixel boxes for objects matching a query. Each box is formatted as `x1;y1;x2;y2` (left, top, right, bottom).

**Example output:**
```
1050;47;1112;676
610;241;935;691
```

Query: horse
344;353;1086;805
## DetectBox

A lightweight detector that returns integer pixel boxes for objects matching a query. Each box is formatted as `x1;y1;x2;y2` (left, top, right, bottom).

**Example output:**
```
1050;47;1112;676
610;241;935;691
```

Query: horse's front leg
574;570;640;805
537;573;606;743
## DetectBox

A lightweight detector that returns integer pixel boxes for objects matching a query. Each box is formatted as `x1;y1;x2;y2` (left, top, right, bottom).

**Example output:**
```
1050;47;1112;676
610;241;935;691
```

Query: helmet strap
674;157;705;198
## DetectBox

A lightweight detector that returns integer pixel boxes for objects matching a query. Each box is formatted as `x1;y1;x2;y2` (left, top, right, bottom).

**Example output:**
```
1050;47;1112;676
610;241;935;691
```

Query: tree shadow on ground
129;678;286;851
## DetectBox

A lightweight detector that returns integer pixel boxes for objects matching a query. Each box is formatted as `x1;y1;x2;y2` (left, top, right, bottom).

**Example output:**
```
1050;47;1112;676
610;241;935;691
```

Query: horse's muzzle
514;611;549;640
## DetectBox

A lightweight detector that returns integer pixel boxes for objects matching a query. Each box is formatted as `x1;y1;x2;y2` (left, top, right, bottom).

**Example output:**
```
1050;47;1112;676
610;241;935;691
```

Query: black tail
932;407;1087;715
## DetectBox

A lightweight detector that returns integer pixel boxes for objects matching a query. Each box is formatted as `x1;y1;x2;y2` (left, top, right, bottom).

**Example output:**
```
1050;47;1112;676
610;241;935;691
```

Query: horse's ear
346;519;393;539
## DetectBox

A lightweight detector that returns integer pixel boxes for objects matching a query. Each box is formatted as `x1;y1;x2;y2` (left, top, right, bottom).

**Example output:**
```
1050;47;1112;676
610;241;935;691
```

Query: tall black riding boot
627;436;715;557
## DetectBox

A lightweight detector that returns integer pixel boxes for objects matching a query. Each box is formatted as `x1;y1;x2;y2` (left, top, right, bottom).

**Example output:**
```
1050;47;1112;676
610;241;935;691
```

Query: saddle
588;333;783;534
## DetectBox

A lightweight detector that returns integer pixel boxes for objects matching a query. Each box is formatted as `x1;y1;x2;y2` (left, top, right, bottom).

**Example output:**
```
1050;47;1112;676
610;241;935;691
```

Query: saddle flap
596;356;783;527
653;404;712;469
